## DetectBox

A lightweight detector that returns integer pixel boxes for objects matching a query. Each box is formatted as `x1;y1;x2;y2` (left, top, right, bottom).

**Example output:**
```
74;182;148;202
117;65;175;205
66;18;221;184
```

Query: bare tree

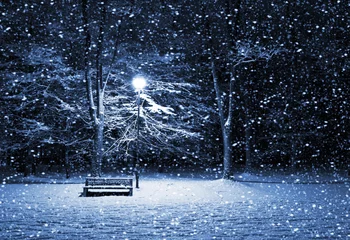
81;0;133;176
103;50;210;172
205;0;281;178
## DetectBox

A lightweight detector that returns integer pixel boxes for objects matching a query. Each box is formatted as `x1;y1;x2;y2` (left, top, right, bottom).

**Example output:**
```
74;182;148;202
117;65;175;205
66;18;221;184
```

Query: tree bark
222;126;233;179
91;2;107;177
211;58;233;179
243;82;253;172
82;0;96;122
64;146;70;179
82;0;106;177
244;121;252;172
92;116;104;177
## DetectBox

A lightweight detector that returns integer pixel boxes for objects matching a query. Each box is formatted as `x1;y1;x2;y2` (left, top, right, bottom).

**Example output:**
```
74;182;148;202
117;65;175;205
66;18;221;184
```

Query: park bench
82;177;133;197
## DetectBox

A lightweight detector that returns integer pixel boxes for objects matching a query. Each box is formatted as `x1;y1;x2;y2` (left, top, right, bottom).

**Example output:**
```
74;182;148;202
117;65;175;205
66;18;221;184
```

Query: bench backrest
85;177;133;187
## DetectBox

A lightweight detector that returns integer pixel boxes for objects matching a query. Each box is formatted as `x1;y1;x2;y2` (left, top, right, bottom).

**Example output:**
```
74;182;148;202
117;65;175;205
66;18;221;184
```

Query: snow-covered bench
82;177;133;197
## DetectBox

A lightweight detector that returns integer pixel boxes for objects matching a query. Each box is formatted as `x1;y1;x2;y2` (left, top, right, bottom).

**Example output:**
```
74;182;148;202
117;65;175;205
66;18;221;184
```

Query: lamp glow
132;76;146;91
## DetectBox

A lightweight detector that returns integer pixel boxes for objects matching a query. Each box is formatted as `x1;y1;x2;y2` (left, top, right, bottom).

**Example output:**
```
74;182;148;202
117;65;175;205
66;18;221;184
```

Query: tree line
1;0;348;178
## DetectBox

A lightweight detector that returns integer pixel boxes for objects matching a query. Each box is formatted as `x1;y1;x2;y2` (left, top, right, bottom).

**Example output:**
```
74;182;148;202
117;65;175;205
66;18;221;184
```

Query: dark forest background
0;0;349;178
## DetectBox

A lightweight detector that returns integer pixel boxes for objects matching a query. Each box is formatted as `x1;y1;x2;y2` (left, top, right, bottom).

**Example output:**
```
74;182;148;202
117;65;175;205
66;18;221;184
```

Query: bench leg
129;189;133;196
83;188;88;197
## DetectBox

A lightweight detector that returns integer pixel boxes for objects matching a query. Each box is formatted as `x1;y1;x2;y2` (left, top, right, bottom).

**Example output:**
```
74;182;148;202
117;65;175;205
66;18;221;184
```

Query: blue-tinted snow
0;172;349;239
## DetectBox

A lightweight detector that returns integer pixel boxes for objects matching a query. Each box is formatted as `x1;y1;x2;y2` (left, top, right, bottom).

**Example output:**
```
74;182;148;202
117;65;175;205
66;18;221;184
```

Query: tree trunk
31;154;37;175
24;150;32;177
243;84;253;172
82;0;106;177
245;122;252;172
64;146;70;179
222;126;233;179
92;113;104;177
82;0;95;122
211;59;234;179
92;3;107;177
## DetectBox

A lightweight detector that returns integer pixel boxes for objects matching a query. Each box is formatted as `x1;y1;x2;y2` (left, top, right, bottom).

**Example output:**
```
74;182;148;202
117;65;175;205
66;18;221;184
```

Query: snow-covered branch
230;41;284;67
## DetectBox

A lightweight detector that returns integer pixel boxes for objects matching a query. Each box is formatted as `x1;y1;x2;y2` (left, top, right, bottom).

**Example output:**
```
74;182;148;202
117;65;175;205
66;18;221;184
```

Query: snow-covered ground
1;171;350;239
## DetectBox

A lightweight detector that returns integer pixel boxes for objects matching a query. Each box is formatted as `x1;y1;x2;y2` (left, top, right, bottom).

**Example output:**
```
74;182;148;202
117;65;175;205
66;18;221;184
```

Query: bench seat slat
85;178;132;186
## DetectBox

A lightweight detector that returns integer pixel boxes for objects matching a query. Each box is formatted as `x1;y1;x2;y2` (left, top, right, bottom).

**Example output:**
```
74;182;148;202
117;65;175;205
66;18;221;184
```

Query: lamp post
132;76;146;189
